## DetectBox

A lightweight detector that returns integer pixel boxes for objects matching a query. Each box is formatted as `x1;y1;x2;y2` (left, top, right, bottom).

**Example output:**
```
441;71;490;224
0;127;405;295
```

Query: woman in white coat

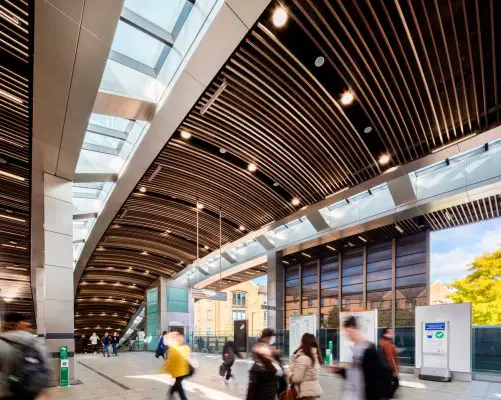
286;333;323;400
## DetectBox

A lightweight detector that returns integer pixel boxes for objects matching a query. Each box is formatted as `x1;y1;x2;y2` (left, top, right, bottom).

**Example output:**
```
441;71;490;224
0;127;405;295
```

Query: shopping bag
279;385;298;400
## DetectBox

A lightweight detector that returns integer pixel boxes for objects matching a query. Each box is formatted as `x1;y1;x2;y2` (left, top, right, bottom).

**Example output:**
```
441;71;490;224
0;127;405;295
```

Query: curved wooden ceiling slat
75;0;500;332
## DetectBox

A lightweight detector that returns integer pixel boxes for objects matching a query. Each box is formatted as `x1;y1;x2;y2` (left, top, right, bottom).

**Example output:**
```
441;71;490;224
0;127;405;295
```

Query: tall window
232;292;247;307
342;248;364;311
207;310;213;321
302;260;318;315
232;311;247;321
285;264;300;329
320;255;339;328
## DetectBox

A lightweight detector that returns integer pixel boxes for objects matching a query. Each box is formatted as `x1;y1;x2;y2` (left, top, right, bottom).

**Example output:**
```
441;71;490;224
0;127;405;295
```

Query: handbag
279;385;298;400
219;362;226;377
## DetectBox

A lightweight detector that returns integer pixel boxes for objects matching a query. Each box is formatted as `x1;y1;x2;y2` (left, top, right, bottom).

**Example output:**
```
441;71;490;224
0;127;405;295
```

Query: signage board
423;322;447;354
191;288;227;301
289;315;316;355
339;310;378;363
59;346;69;387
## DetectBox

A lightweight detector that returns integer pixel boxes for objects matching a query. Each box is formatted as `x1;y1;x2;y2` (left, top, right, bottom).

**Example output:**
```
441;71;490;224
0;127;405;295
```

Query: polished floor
50;352;501;399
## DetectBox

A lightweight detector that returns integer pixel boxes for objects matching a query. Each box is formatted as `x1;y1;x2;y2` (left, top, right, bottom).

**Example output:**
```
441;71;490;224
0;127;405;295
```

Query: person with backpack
332;316;392;400
285;333;323;400
102;332;111;357
111;332;120;357
0;312;50;400
221;340;242;384
90;332;99;354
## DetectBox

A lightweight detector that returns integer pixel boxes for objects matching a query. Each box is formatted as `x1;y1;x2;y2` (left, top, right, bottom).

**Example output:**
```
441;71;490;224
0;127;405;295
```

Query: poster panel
289;315;316;355
339;310;378;363
423;322;448;354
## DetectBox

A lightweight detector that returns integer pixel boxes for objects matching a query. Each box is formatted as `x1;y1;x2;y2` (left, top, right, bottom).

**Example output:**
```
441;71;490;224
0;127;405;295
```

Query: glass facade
284;232;429;340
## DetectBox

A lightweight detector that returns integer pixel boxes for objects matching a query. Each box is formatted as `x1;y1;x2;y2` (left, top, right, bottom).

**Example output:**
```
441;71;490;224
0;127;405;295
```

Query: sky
251;218;501;287
430;218;501;284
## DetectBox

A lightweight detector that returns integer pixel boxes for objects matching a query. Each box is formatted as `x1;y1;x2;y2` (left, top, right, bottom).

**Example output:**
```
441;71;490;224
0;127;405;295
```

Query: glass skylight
124;0;187;33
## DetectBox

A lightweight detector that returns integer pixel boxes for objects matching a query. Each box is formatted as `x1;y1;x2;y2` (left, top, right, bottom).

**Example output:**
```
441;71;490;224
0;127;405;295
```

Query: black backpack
0;337;50;397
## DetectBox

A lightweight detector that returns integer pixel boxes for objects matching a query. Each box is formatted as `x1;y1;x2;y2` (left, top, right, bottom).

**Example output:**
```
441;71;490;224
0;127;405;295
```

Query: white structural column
35;173;75;385
267;251;284;330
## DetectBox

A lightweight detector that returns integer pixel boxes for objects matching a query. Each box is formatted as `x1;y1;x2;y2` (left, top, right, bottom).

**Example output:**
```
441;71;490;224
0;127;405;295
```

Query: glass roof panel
89;114;131;132
84;131;123;150
111;20;165;68
124;0;187;33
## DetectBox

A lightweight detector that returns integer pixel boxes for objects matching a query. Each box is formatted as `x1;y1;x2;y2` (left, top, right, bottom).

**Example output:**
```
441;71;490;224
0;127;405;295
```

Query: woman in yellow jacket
164;332;191;400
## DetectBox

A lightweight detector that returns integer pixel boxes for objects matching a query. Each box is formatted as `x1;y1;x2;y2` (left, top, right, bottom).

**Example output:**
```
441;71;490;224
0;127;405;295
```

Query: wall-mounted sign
191;288;227;301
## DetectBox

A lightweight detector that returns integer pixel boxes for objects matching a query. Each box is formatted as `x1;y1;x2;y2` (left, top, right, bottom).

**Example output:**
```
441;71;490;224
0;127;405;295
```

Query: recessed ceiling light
314;56;325;67
141;251;148;256
97;246;105;251
301;252;312;258
272;7;288;27
0;89;23;104
378;153;391;165
196;203;204;210
180;131;191;140
358;235;367;243
340;91;354;106
326;245;336;251
384;166;399;174
128;266;133;270
291;197;300;206
247;163;257;172
0;157;6;164
239;225;245;231
273;182;279;187
395;225;404;234
204;245;210;250
111;224;121;229
364;126;372;134
139;186;146;193
219;148;227;154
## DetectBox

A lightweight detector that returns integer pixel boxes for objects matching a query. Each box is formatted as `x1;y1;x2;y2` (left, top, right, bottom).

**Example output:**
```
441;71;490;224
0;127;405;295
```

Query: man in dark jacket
111;332;120;356
258;328;287;395
222;340;242;383
333;316;392;400
102;332;111;357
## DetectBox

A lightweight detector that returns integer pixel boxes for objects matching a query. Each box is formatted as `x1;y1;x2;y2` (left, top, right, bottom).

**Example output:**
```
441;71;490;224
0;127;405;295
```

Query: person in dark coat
221;340;242;383
259;328;287;395
156;331;167;359
246;343;282;400
332;316;392;400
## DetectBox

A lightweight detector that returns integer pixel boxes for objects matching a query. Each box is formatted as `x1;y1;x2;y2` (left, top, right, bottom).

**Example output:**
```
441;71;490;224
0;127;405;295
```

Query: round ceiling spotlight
273;182;279;187
340;91;354;106
291;197;300;206
204;245;210;250
196;203;204;210
378;153;391;166
314;56;325;67
0;157;6;164
219;148;227;154
239;225;246;231
180;130;192;140
139;186;146;193
247;163;257;172
272;7;288;27
364;126;372;134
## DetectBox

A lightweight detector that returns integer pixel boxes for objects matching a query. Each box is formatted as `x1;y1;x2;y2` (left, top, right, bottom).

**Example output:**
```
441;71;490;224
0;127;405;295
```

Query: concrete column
159;278;194;338
267;251;284;331
36;173;76;385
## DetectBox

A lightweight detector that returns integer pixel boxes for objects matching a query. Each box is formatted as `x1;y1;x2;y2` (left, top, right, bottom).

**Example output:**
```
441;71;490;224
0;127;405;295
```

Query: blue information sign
424;323;445;330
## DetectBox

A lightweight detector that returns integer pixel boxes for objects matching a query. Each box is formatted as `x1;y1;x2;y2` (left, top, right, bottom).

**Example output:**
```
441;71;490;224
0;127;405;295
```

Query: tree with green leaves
447;248;501;325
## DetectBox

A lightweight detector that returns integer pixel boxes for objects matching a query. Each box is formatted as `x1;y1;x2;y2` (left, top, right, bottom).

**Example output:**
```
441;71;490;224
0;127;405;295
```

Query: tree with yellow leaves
447;248;501;325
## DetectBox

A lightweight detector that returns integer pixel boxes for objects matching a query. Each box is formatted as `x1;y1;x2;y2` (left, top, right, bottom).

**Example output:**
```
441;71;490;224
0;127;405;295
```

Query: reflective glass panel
89;114;131;132
84;132;123;150
112;20;165;68
124;0;186;32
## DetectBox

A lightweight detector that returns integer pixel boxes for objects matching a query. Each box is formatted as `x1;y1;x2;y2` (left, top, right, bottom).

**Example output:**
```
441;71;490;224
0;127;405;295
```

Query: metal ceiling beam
255;234;275;250
74;173;118;183
73;213;98;221
387;174;417;206
93;92;156;122
306;210;330;232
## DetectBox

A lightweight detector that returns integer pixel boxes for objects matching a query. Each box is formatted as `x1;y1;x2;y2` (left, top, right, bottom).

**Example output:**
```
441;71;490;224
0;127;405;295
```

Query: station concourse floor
50;352;501;400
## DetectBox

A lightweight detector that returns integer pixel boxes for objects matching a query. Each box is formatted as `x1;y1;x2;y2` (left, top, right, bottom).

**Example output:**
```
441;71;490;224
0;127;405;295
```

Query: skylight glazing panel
124;0;187;33
84;132;123;150
89;114;131;132
112;20;165;68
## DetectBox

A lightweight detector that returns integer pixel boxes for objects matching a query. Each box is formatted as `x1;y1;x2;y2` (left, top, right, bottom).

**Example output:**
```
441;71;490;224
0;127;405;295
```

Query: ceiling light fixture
219;148;227;154
247;163;257;172
384;166;399;174
0;89;23;104
378;153;391;165
180;131;192;140
283;260;290;265
326;245;336;251
340;91;354;106
272;7;288;27
0;214;25;223
204;245;210;250
358;235;367;243
314;56;325;67
0;157;6;164
141;251;148;256
97;246;105;251
291;197;300;206
301;252;312;258
364;126;373;134
0;10;20;26
0;170;25;181
239;225;245;231
196;203;204;210
395;225;404;234
139;186;146;193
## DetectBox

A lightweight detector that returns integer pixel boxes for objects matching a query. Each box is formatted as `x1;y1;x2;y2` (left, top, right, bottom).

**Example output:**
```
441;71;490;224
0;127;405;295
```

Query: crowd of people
80;331;120;356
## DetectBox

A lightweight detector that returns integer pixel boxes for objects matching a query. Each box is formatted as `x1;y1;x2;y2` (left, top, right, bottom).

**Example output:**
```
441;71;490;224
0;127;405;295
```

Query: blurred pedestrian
286;333;323;400
221;340;242;384
197;336;205;352
259;328;287;395
0;312;50;400
90;331;99;354
332;316;391;400
246;343;283;400
156;331;168;359
164;332;192;400
379;328;399;399
111;331;120;356
102;332;111;357
81;334;88;354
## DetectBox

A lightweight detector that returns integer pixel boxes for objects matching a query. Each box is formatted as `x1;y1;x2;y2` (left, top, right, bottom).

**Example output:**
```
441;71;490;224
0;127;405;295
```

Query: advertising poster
339;310;377;363
289;315;316;355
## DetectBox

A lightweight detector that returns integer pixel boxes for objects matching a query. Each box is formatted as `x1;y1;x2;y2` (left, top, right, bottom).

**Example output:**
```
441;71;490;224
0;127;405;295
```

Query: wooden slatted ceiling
75;0;500;333
0;0;33;327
